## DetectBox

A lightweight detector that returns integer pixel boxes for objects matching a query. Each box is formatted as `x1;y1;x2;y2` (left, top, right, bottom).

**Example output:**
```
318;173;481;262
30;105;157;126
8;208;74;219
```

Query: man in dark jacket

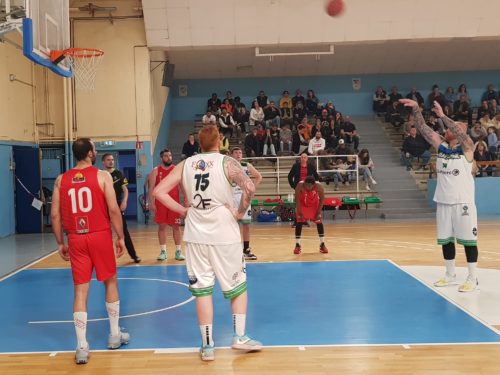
181;134;200;160
244;127;261;157
288;152;320;189
401;126;431;171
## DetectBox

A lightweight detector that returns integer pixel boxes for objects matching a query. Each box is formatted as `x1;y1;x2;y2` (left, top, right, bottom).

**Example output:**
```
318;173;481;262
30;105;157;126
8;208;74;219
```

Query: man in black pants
102;154;141;263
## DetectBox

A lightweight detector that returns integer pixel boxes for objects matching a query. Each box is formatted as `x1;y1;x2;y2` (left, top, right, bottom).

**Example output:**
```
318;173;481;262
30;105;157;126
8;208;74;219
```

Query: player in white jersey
401;99;479;292
152;125;262;361
231;147;262;260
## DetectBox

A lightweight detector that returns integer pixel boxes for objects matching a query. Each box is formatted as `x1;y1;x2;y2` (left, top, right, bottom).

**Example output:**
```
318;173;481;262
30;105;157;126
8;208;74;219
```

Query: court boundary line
388;259;500;336
0;250;57;283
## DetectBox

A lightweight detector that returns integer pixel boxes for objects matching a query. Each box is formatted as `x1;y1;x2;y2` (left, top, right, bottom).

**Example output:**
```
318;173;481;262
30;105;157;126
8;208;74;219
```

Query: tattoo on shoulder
225;157;253;194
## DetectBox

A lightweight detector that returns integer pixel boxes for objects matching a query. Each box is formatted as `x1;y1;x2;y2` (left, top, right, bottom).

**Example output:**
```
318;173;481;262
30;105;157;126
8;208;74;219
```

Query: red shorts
68;230;116;285
296;205;322;224
154;201;181;226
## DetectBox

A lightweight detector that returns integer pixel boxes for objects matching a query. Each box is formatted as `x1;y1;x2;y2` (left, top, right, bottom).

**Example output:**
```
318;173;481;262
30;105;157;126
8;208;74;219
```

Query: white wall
150;61;169;153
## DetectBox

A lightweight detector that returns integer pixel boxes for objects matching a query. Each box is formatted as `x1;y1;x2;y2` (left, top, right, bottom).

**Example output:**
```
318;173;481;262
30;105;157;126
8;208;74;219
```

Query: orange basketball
326;0;344;17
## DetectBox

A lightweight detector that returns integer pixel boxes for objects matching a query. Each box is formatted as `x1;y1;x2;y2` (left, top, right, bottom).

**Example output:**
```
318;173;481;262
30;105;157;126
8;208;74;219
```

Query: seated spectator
340;116;360;152
324;119;339;150
428;85;446;109
470;121;487;143
280;101;293;127
264;101;281;128
292;124;310;155
325;101;337;118
489;99;500;118
406;87;425;106
287;152;319;189
207;93;221;113
181;134;199;160
279;90;292;109
299;117;313;141
453;94;472;126
224;90;235;108
332;158;354;190
256;90;269;108
401;126;431;171
249;101;265;128
456;84;470;104
218;107;235;138
280;124;293;153
480;114;495;129
311;119;323;139
292;89;305;109
318;108;331;127
443;86;456;115
244;127;261;157
202;110;217;125
373;86;388;114
233;105;250;134
308;131;326;155
474;141;494;177
358;148;377;191
305;89;319;116
426;114;445;135
262;128;277;157
388;86;402;105
316;149;336;183
233;96;244;110
219;132;230;155
221;98;233;115
334;139;354;163
487;126;499;157
293;102;306;125
481;84;499;103
385;101;406;128
477;100;490;121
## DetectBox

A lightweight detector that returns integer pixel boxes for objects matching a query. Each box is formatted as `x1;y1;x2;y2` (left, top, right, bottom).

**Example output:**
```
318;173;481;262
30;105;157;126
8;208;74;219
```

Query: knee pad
464;246;478;263
442;242;456;260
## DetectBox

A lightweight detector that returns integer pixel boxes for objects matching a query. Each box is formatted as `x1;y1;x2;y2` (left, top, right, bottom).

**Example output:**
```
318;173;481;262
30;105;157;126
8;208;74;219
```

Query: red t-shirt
60;166;110;234
155;165;180;201
299;164;308;182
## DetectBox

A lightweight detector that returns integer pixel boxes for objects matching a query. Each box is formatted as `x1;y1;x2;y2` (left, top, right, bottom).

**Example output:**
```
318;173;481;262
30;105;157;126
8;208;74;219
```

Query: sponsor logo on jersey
472;227;477;236
188;274;198;285
437;169;460;176
75;216;89;233
72;172;85;183
191;159;214;172
462;205;469;216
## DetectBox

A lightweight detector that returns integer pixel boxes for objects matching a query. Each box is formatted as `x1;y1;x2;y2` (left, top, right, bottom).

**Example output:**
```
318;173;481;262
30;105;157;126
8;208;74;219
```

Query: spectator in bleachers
202;110;217;125
388;86;403;105
426;114;445;135
293;101;306;125
280;101;293;127
428;85;446;109
308;131;326;156
386;101;406;128
256;124;266;153
311;119;323;139
299;118;313;140
207;93;221;113
244;127;260;157
474;141;494;177
401;126;431;171
470;121;487;143
318;108;331;127
233;96;244;110
325;101;337;117
373;86;389;114
406;87;425;106
340;116;360;152
262;128;277;157
292;89;305;108
453;94;473;126
279;90;292;109
457;84;470;103
487;126;498;157
264;101;281;128
358;148;377;191
444;87;456;114
181;134;200;160
334;139;354;163
316;149;336;183
234;105;250;134
219;132;230;155
280;124;293;153
249;101;265;128
256;90;269;108
225;90;235;108
270;124;281;149
489;99;500;118
288;152;319;189
305;90;319;116
477;100;490;121
218;107;235;138
292;124;310;155
480;113;495;129
324;119;339;150
481;84;499;104
221;98;233;115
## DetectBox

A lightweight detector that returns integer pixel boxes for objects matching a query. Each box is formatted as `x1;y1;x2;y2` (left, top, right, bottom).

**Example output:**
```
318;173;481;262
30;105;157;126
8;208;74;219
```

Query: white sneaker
365;184;371;191
371;178;377;185
458;276;479;292
231;334;263;351
433;273;457;287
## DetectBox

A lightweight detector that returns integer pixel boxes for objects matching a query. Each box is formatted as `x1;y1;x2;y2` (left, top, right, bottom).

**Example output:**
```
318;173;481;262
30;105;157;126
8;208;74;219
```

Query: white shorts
234;194;252;224
436;203;478;246
185;242;247;299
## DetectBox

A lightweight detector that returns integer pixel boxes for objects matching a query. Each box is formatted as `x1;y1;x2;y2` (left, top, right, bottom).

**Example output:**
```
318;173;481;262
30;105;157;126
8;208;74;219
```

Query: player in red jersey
51;138;129;365
147;149;185;261
293;176;328;254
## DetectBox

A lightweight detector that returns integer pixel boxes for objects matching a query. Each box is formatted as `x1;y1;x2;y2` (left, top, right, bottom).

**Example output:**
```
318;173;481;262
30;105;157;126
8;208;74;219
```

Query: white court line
387;259;500;336
29;278;195;324
0;250;58;283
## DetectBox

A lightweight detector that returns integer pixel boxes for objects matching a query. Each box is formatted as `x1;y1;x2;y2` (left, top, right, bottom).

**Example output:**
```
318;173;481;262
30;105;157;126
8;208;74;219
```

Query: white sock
296;238;301;245
160;244;167;251
73;312;88;349
467;262;477;280
445;259;456;276
199;324;214;346
233;314;246;337
175;245;181;252
319;236;324;245
106;301;120;336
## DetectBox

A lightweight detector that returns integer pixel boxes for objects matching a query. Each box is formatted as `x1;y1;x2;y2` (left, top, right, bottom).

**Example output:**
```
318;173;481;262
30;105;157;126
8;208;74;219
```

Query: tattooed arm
432;100;474;159
399;99;442;149
224;156;256;219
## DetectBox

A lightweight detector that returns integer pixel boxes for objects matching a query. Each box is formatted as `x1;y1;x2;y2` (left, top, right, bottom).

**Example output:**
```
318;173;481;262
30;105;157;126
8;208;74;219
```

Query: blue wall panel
0;145;15;237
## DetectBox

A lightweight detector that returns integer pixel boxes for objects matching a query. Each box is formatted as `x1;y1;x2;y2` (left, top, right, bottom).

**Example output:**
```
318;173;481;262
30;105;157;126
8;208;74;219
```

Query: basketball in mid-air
326;0;345;17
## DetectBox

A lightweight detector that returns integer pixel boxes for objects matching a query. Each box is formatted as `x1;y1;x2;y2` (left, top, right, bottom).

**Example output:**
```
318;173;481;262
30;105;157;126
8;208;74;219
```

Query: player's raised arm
224;156;255;218
399;99;442;149
51;174;69;261
152;161;188;216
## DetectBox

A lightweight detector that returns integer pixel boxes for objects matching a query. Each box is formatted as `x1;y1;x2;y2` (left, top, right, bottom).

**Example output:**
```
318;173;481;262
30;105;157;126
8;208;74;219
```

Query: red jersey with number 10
60;166;110;234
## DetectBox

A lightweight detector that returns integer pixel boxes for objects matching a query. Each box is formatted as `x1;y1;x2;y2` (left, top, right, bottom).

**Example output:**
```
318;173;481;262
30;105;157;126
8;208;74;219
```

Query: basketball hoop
50;48;104;91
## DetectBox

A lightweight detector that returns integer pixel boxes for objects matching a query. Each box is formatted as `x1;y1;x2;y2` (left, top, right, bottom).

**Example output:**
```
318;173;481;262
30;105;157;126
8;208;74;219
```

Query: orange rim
63;48;104;58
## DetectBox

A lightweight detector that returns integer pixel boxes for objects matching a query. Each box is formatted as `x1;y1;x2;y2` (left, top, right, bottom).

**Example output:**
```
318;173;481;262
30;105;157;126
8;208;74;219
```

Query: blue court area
1;260;499;353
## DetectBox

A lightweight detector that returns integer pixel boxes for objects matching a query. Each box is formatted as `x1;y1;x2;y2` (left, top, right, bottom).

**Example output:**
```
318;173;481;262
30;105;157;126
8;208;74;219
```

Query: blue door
0;146;15;237
13;146;42;233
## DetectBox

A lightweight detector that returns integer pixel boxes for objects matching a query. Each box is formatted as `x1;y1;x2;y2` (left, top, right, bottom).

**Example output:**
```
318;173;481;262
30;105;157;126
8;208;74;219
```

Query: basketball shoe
231;334;263;351
293;244;301;254
433;273;457;287
75;345;90;365
319;243;328;253
108;328;130;349
200;344;215;361
458;276;479;292
157;249;167;261
175;250;185;261
244;248;257;260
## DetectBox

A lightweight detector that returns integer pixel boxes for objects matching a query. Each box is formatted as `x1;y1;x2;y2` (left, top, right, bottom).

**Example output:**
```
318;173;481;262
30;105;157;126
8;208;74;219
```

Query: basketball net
51;48;104;91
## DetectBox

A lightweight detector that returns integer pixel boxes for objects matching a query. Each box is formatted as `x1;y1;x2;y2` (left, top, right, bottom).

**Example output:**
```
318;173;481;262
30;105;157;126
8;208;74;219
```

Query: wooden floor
2;219;500;374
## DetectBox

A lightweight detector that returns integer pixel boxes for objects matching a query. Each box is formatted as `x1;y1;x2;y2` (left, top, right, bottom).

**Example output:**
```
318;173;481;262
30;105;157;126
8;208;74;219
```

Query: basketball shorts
68;229;116;285
185;242;247;299
155;200;181;226
234;194;252;224
436;203;477;246
296;204;322;224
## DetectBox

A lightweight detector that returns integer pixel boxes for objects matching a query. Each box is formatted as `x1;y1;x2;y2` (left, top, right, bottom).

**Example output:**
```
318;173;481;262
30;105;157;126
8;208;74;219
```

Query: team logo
188;274;198;285
452;169;460;176
75;216;89;233
462;205;469;216
442;162;448;168
191;159;214;172
472;227;477;236
72;172;85;183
